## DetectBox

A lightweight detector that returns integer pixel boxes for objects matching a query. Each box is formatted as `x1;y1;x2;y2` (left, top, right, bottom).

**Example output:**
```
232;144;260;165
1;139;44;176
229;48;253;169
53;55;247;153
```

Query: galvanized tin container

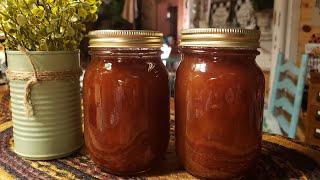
6;51;83;160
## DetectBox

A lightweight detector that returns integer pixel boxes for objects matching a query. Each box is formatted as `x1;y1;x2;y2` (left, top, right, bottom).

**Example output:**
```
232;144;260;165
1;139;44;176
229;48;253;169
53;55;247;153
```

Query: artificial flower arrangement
0;0;100;50
0;0;101;160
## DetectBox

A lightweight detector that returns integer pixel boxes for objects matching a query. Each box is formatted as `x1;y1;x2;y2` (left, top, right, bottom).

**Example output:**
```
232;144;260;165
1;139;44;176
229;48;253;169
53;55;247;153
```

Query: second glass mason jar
83;30;170;175
175;28;265;179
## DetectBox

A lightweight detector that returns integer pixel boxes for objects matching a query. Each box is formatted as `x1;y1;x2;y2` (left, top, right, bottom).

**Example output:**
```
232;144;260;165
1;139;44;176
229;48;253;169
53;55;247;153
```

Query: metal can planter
6;51;83;160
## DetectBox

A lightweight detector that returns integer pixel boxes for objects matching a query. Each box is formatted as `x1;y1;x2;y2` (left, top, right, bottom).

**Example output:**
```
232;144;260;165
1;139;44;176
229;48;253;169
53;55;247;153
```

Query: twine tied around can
5;47;82;117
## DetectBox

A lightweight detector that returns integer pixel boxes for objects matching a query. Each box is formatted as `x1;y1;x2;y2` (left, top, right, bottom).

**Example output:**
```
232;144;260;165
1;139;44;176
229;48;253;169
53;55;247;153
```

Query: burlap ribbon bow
5;47;81;117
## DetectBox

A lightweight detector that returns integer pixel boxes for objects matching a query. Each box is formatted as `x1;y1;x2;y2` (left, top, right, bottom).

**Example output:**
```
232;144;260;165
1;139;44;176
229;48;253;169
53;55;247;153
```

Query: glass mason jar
83;30;170;175
175;28;265;179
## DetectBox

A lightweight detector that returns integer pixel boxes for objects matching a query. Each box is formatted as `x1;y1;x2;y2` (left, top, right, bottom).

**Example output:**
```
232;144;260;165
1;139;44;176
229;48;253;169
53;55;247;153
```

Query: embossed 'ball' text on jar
175;28;265;179
83;30;170;176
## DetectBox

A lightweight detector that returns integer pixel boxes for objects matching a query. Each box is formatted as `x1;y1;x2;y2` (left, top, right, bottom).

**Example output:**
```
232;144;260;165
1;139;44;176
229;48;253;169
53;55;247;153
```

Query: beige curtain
122;0;138;24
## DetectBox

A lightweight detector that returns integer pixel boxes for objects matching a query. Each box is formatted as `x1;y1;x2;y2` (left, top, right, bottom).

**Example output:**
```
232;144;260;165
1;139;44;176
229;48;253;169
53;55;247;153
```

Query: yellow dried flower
0;0;101;51
16;14;27;26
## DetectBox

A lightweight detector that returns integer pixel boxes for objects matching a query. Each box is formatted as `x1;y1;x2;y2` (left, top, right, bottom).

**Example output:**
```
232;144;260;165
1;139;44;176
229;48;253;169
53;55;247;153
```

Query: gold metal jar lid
179;28;260;48
88;30;163;48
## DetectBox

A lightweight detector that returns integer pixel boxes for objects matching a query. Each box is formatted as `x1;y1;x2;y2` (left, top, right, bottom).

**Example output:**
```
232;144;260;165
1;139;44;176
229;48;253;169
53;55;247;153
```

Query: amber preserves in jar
175;28;264;179
84;30;169;175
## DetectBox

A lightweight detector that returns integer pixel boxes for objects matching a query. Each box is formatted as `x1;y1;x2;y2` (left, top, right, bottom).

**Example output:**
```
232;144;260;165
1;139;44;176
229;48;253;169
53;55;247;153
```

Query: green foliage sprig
0;0;101;51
